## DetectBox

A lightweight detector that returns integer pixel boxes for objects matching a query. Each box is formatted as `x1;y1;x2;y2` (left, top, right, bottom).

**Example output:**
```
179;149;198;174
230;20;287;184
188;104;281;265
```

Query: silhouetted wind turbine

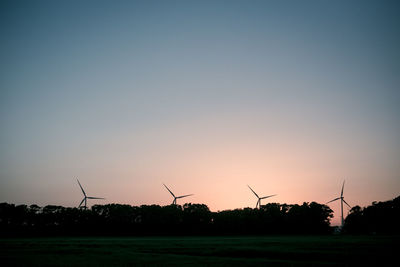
77;179;105;209
247;185;276;209
163;183;193;205
326;180;351;227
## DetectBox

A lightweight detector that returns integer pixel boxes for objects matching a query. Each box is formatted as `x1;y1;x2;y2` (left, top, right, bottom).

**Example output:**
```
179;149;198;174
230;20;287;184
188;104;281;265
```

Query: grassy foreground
0;235;398;266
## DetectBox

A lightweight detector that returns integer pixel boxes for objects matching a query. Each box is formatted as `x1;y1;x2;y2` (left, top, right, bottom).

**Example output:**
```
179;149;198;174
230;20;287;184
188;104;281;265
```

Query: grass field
0;235;398;266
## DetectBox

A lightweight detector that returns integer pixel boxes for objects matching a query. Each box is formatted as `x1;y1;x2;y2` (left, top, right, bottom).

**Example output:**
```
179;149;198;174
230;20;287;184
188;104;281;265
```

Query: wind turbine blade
79;198;85;207
343;199;351;208
87;197;105;199
163;183;175;197
247;185;259;198
341;180;345;197
260;194;277;199
177;194;194;199
77;179;86;196
326;197;341;204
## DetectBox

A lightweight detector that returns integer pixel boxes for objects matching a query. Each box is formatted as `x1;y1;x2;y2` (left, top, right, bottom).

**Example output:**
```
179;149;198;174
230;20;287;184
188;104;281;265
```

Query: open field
0;235;398;266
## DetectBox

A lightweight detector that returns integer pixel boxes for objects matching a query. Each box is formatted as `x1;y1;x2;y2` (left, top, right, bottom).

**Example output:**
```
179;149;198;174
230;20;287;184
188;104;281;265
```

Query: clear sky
1;0;399;225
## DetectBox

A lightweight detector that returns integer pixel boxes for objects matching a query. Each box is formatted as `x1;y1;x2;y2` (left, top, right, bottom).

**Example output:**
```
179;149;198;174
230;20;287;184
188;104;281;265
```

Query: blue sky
1;0;399;224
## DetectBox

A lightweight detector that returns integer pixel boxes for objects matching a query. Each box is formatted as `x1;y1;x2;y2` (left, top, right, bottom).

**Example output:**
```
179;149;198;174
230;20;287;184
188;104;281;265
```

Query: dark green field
0;235;398;266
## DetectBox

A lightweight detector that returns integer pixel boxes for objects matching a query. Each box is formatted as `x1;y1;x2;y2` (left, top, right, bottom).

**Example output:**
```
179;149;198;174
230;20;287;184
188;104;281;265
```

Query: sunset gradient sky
1;0;399;225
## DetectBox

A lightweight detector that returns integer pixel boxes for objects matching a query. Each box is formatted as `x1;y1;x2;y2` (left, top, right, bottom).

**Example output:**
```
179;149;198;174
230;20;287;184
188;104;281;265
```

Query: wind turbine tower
326;180;351;227
77;179;105;209
247;185;276;209
163;183;193;205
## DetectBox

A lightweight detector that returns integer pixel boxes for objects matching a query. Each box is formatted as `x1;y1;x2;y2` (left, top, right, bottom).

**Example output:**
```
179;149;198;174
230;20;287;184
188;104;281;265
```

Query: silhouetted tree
182;203;211;234
344;196;400;234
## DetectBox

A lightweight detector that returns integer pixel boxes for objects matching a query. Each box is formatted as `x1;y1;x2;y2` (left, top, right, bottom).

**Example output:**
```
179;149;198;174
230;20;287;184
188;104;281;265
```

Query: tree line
2;195;398;236
0;202;334;236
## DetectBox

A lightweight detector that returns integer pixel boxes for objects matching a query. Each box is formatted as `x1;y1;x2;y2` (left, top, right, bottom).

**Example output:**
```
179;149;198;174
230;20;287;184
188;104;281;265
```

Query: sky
1;0;399;225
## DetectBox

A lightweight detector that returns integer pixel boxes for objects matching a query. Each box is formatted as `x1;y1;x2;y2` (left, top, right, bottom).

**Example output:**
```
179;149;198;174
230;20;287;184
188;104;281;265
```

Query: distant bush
0;201;334;236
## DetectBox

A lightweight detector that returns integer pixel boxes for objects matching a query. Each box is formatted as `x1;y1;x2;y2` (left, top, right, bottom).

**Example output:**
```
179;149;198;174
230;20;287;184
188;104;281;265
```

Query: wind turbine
163;183;193;205
326;180;351;227
247;185;276;209
77;179;105;209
